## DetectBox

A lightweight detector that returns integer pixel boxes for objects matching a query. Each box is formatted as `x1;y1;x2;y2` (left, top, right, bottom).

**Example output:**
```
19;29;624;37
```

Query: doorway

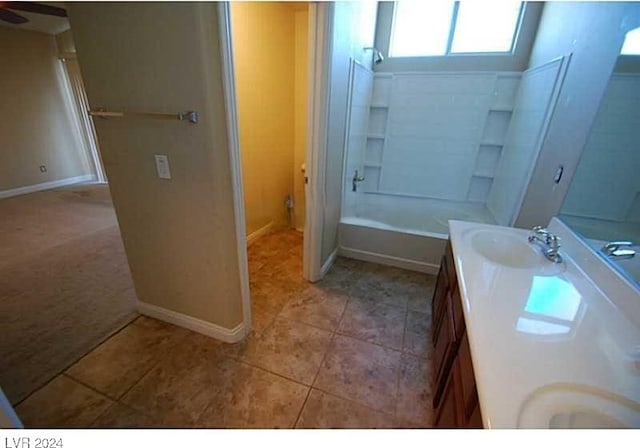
227;2;311;323
0;22;136;408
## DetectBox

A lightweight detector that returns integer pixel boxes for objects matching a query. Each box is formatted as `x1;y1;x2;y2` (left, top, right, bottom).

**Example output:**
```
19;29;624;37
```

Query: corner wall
67;3;244;333
0;27;92;192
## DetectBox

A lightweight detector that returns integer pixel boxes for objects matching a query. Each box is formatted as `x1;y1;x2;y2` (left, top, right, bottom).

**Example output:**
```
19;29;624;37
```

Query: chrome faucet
528;226;563;263
352;170;365;192
602;241;636;260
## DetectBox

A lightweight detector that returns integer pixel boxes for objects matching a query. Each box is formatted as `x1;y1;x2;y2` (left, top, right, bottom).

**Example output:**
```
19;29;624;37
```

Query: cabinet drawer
444;241;457;290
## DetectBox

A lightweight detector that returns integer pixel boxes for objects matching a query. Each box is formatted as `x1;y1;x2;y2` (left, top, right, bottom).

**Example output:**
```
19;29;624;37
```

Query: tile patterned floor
15;229;436;429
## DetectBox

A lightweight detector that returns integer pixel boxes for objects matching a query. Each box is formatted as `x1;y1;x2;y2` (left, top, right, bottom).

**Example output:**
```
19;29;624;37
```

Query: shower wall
488;56;569;226
363;73;520;204
342;70;523;234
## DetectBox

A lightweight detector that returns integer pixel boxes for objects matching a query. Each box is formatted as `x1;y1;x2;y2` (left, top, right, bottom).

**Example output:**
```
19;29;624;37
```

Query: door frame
59;55;108;183
304;2;334;282
216;2;333;334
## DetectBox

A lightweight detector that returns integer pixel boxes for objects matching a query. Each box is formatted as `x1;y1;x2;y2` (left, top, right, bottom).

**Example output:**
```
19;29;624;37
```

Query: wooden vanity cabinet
432;240;483;429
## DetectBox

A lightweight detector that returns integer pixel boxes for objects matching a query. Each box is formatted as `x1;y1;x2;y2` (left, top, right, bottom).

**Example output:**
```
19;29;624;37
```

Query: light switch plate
154;154;171;179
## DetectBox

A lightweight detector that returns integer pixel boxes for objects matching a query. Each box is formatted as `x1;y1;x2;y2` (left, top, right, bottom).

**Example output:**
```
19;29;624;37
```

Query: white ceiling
0;2;69;35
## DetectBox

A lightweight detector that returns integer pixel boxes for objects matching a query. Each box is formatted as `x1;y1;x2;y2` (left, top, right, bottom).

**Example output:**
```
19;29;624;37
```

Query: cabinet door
432;294;456;407
451;283;465;340
435;360;462;428
458;332;478;419
431;257;449;344
466;401;483;429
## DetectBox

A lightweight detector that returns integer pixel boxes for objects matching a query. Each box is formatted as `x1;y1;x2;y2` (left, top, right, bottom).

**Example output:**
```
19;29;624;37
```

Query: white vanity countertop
448;218;640;428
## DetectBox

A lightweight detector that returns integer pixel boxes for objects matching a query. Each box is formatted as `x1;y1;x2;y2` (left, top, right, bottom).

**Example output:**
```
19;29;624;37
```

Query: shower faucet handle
352;170;365;192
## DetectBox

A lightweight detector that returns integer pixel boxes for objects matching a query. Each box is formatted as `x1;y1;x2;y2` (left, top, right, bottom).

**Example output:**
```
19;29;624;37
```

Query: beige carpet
0;183;138;405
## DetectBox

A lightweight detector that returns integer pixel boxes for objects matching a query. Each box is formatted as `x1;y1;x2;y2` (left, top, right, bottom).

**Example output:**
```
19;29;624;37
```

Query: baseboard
246;221;275;246
338;246;440;275
320;248;338;277
0;174;96;199
137;301;245;343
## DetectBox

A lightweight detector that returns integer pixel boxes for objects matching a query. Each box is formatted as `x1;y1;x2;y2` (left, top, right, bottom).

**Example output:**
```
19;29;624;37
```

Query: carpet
0;183;138;405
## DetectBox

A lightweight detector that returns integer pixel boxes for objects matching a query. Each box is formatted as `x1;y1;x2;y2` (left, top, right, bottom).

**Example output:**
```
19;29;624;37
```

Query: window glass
389;1;455;57
451;1;522;53
620;27;640;56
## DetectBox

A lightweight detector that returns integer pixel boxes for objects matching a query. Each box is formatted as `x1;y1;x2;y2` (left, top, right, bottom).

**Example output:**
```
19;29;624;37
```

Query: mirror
558;27;640;286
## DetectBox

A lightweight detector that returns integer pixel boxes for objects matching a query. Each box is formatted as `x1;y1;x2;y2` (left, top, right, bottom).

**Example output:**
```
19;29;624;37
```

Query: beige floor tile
396;353;433;427
249;308;278;334
241;318;333;385
279;285;348;331
120;331;231;426
337;300;406;350
250;281;299;315
16;375;113;428
407;280;436;313
314;335;401;415
403;310;432;357
296;389;394;428
350;278;410;309
216;309;276;360
197;362;309;428
91;402;161;428
65;317;189;399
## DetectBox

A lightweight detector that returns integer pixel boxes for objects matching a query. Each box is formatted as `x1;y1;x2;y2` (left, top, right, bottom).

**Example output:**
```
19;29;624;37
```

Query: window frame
388;1;525;58
374;1;543;73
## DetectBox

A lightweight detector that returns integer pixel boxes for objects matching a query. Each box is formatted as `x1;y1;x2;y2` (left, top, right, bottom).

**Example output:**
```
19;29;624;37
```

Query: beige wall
67;3;244;329
293;7;308;231
231;2;297;237
55;29;76;54
0;27;92;191
516;2;640;228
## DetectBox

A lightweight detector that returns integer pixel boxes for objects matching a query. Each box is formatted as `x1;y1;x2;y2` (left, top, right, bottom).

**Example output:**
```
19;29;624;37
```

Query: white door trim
217;2;252;337
304;2;334;282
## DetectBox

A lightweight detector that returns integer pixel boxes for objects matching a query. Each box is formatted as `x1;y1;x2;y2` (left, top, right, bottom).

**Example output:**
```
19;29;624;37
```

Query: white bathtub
338;193;496;274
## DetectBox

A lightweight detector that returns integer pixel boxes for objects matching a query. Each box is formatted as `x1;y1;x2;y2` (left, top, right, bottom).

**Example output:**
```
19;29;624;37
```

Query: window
620;27;640;56
389;1;524;58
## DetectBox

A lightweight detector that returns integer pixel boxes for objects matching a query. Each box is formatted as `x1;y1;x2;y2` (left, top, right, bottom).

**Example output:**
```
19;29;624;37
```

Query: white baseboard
246;221;275;246
0;174;96;199
319;248;338;277
338;246;440;275
137;301;245;343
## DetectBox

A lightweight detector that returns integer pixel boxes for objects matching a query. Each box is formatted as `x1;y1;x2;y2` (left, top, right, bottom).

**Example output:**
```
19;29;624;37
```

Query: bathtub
338;193;496;274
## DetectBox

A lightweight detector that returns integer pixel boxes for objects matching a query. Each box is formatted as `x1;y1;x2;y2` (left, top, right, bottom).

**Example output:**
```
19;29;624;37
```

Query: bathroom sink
465;228;565;275
469;229;538;268
517;383;640;428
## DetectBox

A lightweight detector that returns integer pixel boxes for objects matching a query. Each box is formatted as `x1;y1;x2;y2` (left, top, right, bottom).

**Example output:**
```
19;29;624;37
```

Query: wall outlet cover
154;154;171;179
